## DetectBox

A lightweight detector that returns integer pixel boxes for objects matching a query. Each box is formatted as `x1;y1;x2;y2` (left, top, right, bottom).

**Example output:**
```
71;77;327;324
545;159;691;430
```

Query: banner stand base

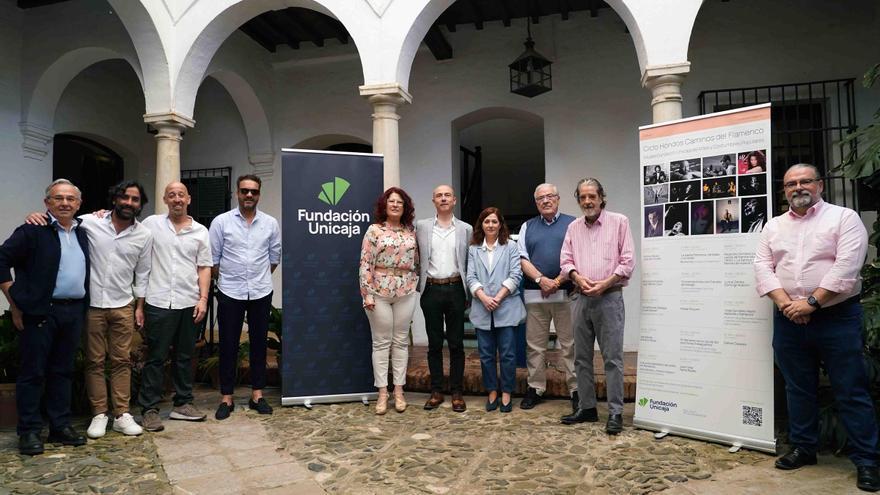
634;418;776;454
282;392;379;407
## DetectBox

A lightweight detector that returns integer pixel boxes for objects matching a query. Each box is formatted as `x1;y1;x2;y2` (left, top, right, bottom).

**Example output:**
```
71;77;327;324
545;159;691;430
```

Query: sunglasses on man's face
239;188;261;196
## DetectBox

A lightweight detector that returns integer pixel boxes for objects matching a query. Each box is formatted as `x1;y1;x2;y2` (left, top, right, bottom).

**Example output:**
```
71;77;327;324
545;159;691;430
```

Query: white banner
634;104;776;453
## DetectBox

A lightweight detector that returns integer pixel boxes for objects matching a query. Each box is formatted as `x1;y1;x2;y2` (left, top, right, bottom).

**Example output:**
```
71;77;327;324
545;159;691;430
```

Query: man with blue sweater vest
517;183;578;411
0;179;90;455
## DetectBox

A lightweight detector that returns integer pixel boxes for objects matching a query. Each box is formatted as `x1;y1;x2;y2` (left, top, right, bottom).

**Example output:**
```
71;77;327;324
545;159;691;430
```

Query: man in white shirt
138;182;212;432
25;181;153;439
209;175;281;420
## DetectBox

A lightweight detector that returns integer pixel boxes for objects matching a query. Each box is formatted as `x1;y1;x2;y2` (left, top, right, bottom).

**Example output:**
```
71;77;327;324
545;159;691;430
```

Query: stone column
144;112;195;213
359;83;412;189
641;62;691;123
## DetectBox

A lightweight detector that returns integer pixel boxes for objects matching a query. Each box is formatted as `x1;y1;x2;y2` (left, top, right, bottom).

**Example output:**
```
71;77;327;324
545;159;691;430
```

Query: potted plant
0;310;19;428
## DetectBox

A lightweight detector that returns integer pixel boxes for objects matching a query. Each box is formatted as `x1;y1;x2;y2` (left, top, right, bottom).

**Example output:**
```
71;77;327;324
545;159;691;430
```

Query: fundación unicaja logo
317;177;351;205
638;397;648;407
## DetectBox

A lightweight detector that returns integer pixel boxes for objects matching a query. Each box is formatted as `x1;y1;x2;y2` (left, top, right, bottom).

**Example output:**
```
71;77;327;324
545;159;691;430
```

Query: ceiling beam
528;0;540;25
424;25;453;60
499;0;512;27
466;0;484;30
559;0;570;21
17;0;70;8
589;0;599;18
283;10;324;47
240;23;278;52
316;15;349;44
258;14;300;50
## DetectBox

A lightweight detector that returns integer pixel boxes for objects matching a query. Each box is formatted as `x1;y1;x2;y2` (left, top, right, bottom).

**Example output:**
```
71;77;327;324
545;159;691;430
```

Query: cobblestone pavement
0;387;867;494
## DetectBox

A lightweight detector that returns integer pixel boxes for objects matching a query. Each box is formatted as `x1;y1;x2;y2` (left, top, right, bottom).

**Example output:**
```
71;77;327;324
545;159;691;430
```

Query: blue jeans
773;298;879;467
476;326;516;394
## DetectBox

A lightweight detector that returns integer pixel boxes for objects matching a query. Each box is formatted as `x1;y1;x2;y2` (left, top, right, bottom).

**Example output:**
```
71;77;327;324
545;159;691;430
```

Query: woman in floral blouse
359;187;419;415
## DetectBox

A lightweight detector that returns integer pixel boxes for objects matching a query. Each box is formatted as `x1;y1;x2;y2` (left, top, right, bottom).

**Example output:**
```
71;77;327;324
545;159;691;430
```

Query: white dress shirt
142;214;212;309
209;207;281;300
79;214;153;308
426;218;458;279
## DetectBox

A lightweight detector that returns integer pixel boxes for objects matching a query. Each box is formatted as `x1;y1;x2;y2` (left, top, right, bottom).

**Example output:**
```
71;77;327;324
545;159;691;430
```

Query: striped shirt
560;209;635;287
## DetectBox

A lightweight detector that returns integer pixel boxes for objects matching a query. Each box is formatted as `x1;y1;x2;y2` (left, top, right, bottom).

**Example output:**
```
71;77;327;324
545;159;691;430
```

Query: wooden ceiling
18;0;614;60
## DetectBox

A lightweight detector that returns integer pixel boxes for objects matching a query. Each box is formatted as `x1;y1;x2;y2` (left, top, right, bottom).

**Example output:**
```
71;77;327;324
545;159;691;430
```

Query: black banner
281;149;383;405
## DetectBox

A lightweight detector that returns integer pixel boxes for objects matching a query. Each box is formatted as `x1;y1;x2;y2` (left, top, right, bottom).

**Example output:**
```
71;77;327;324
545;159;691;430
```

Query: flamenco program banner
280;149;383;406
634;104;775;453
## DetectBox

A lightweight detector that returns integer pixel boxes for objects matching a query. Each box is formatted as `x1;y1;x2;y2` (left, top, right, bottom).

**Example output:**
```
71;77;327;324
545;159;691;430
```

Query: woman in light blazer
466;207;526;413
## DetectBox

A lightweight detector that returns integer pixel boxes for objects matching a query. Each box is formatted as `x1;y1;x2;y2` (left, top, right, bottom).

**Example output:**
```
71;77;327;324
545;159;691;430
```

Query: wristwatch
807;295;821;309
535;276;543;284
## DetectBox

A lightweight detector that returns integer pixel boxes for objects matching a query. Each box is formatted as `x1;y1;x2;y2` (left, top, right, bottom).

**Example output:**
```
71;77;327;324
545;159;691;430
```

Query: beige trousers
365;292;418;388
525;301;577;394
84;305;135;416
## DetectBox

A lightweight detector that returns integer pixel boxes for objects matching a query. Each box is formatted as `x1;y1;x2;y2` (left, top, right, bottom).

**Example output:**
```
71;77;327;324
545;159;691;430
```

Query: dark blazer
0;221;90;315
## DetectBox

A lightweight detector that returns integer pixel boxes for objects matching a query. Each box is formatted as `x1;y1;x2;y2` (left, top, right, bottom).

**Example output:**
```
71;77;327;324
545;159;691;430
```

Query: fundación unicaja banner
280;149;383;406
634;104;775;453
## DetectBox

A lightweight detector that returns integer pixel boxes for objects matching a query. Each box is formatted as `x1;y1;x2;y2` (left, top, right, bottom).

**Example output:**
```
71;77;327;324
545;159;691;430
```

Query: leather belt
51;298;85;305
604;286;623;293
427;275;462;285
374;267;412;277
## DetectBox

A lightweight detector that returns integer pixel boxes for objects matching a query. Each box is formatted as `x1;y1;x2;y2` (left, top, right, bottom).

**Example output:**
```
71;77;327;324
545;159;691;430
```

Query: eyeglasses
239;188;261;196
783;178;819;189
534;194;558;202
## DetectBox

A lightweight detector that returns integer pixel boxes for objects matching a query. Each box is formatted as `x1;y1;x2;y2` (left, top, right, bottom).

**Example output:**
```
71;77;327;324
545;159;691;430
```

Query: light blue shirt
49;213;87;299
209;208;281;300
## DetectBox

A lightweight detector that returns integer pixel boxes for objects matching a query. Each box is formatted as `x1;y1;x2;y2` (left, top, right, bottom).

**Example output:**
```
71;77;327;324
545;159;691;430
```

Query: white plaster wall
53;59;156;208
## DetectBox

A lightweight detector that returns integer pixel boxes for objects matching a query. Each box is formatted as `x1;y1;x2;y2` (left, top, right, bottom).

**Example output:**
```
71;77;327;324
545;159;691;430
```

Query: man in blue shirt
0;179;90;455
209;174;281;419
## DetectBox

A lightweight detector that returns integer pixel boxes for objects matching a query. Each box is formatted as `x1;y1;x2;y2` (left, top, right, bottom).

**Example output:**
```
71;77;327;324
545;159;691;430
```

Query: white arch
23;47;143;131
204;69;274;160
171;0;375;118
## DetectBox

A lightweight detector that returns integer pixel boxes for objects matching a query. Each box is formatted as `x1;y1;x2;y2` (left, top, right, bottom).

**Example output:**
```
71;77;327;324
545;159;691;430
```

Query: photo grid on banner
635;104;776;452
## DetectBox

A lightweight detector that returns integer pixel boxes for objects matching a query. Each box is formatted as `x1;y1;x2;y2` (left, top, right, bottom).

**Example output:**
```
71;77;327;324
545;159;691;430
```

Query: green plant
267;305;282;359
820;62;880;453
0;310;19;383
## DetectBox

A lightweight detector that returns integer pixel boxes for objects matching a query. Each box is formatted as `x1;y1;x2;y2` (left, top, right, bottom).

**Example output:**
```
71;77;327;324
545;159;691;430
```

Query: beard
114;203;140;220
789;192;813;209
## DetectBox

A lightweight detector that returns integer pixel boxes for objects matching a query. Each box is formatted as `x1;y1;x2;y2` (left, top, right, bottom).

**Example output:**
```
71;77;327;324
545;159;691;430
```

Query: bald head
163;181;191;218
432;184;457;216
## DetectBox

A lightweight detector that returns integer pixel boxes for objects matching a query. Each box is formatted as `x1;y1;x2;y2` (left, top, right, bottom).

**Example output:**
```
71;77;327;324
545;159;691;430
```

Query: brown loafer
451;392;466;413
424;391;444;410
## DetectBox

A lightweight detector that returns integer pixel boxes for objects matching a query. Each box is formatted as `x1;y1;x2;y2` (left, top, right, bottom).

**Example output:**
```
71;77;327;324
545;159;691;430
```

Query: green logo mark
318;177;351;205
638;398;648;407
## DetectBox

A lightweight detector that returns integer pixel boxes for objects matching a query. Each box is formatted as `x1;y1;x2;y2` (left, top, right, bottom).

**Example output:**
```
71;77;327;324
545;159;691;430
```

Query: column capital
359;83;412;105
249;152;276;179
19;122;54;161
640;62;691;88
143;111;196;129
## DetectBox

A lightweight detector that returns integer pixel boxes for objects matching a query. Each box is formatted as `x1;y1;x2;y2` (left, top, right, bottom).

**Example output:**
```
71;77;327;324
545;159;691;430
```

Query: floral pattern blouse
359;223;419;301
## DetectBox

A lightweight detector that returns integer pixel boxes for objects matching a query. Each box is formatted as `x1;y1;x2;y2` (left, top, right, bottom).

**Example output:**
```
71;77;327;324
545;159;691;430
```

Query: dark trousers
138;304;199;412
16;300;85;435
774;298;879;467
420;283;466;392
217;291;272;395
476;326;516;394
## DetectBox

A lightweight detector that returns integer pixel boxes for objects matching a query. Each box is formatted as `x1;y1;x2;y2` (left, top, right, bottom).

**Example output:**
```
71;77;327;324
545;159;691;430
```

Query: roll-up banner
281;149;383;406
634;104;776;453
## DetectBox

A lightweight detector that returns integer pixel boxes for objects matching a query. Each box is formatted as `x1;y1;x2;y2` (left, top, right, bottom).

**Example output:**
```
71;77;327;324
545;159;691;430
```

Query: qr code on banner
742;405;763;427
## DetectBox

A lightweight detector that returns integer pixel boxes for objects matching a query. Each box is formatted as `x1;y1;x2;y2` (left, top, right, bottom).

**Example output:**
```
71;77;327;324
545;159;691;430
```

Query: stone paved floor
0;386;867;494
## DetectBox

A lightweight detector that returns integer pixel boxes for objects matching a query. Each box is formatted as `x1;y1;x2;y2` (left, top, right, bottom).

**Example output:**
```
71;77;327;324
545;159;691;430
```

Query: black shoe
18;432;43;455
215;401;234;420
606;413;623;434
561;408;598;424
570;391;580;414
485;397;499;412
519;387;543;409
249;398;273;415
47;426;86;446
858;466;880;492
500;398;513;413
774;447;817;470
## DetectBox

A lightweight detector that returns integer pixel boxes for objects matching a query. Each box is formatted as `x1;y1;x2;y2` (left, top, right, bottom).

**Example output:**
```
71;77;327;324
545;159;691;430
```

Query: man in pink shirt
559;178;635;434
754;164;878;492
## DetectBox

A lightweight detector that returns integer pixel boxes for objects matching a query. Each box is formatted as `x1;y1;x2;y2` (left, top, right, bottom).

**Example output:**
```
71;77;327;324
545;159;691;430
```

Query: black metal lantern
508;20;552;98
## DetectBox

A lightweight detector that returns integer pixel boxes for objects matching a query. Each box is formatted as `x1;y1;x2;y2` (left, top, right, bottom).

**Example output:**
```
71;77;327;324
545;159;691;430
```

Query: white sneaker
87;413;109;439
112;412;144;436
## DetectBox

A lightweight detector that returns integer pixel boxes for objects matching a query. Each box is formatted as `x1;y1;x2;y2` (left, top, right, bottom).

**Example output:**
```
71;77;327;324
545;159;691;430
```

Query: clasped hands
572;274;613;297
778;299;814;325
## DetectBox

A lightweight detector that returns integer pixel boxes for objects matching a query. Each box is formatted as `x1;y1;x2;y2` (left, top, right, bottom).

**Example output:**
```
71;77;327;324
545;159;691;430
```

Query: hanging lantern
508;20;552;98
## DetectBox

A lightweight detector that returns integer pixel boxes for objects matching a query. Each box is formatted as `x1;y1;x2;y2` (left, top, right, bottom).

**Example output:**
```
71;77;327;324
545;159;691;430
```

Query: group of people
0;175;279;456
2;164;878;493
358;179;634;434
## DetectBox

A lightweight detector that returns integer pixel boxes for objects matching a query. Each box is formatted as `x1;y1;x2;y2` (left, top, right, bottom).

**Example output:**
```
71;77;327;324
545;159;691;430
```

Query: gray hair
786;163;821;179
573;177;607;209
45;178;82;200
533;183;558;197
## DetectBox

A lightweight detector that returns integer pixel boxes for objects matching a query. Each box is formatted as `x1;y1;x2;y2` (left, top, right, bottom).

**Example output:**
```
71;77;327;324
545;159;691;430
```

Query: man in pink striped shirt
559;178;635;435
754;164;878;492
